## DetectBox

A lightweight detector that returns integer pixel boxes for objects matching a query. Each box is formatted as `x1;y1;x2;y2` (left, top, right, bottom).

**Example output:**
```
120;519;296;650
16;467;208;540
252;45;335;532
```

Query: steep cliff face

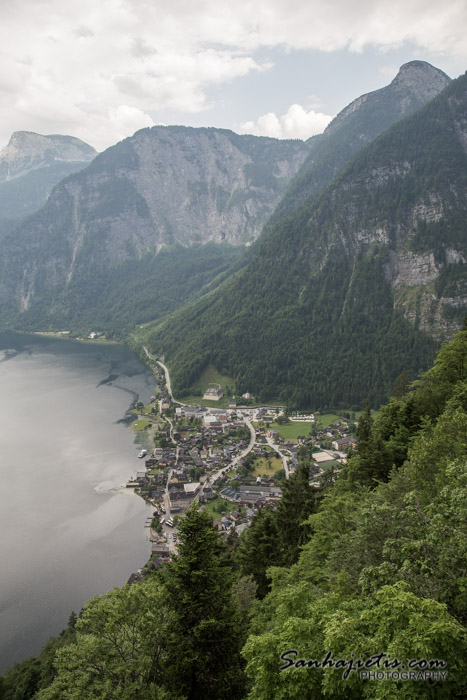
0;126;309;325
127;128;308;246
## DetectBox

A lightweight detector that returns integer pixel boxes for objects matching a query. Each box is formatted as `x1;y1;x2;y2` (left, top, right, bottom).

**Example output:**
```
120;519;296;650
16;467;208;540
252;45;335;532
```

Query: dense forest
143;73;467;409
2;327;466;698
0;242;246;338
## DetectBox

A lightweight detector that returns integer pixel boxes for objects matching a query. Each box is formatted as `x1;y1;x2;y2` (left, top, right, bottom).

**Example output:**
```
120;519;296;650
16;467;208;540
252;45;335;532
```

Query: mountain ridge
0;131;97;240
0;131;97;182
143;70;467;409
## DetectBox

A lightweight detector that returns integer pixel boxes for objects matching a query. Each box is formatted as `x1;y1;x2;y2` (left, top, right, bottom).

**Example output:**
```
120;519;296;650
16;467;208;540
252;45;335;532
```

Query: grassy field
176;365;235;408
203;496;243;519
265;421;314;442
131;418;153;431
251;456;283;477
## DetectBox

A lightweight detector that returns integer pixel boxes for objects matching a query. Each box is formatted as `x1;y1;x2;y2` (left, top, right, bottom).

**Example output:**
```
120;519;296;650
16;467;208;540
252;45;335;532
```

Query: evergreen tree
165;504;246;700
349;401;392;487
392;369;409;397
238;507;281;599
275;462;319;566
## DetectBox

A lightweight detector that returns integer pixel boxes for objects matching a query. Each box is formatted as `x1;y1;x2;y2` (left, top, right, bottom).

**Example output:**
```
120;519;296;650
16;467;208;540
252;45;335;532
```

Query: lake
0;332;155;672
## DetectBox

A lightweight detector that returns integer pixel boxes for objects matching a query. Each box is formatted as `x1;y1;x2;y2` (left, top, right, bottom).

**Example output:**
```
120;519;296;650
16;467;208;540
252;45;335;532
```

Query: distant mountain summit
0;131;97;182
390;60;451;98
272;61;451;223
0;126;310;329
0;132;97;239
329;61;451;133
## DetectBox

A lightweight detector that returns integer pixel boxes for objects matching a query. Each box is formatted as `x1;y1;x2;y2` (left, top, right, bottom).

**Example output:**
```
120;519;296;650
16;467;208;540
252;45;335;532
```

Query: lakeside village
126;357;358;582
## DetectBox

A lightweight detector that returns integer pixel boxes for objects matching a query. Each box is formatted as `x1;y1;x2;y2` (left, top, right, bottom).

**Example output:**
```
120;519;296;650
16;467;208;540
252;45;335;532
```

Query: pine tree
238;507;280;598
275;462;319;566
165;504;246;700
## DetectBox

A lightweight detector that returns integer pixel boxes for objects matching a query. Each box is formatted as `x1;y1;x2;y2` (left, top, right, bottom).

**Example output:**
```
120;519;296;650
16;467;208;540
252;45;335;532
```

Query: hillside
144;72;467;409
0;127;309;331
2;328;466;699
268;60;451;224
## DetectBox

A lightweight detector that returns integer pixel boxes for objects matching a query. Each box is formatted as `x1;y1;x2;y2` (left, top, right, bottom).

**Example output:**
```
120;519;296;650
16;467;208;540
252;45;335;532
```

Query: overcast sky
0;0;466;151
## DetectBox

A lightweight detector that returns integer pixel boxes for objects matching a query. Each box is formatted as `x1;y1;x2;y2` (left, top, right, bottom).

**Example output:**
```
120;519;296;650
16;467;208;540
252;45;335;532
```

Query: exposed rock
0;131;97;182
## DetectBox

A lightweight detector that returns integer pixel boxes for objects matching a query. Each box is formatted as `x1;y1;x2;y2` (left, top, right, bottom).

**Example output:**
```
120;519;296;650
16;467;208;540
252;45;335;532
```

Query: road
143;346;186;406
143;344;290;522
266;435;290;478
198;416;257;500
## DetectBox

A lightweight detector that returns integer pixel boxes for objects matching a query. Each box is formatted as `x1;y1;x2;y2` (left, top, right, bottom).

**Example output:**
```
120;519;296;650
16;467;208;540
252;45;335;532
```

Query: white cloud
0;1;465;150
241;104;333;139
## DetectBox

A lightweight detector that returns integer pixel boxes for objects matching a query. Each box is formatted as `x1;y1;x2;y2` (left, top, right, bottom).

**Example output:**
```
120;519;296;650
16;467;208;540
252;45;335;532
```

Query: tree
275;462;319;566
322;583;467;699
165;504;246;700
392;369;409;397
37;577;173;699
238;507;281;599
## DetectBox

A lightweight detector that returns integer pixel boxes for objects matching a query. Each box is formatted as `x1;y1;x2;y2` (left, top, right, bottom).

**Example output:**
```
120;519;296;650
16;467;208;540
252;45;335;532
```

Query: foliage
146;74;467;410
240;329;467;698
36;578;173;700
164;504;246;700
2;330;467;698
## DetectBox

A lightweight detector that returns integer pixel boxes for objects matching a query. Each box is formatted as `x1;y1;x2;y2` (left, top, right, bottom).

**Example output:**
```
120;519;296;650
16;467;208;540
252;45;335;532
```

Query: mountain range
0;60;465;408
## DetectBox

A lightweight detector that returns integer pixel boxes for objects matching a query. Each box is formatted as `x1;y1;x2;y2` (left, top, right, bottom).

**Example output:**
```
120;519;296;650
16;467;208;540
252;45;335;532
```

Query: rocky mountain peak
391;60;451;98
0;132;97;182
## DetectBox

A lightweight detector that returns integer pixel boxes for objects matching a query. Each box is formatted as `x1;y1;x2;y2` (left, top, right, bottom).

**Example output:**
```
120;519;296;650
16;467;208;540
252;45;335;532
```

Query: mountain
0;127;310;331
0;132;97;238
143;71;467;410
0;131;97;182
272;61;451;223
269;61;451;224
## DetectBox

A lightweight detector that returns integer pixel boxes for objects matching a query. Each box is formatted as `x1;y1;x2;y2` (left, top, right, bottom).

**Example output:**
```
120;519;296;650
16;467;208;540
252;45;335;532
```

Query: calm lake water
0;332;155;672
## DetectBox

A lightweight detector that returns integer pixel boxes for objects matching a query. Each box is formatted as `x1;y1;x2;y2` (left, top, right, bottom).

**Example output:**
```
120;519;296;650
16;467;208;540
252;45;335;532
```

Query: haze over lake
0;332;155;672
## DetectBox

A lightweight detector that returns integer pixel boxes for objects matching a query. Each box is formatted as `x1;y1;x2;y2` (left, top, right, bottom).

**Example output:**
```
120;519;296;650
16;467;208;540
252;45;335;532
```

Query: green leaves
37;577;173;699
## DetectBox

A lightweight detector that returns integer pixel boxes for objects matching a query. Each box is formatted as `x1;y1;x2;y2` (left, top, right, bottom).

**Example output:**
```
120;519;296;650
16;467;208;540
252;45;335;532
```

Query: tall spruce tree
275;462;319;566
165;504;246;700
238;507;281;599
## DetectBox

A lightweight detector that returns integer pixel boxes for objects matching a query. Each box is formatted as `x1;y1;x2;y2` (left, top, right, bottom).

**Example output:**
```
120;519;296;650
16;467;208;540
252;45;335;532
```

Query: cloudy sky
0;0;466;151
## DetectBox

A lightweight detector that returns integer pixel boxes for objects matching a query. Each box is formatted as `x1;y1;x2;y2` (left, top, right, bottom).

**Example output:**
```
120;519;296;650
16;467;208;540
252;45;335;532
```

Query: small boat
138;449;147;458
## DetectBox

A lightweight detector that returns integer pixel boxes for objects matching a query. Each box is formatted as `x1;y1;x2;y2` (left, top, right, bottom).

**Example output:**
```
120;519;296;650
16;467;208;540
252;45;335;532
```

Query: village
126;352;357;579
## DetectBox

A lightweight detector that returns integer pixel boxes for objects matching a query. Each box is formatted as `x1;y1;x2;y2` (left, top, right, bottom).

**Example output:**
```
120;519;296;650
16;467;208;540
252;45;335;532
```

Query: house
151;543;170;556
221;516;233;531
332;436;355;451
183;482;201;497
203;387;223;401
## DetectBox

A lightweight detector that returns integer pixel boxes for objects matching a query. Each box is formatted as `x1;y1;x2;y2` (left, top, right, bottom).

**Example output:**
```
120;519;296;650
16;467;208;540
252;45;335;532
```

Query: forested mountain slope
2;329;466;698
145;72;467;409
270;60;450;224
0;127;309;331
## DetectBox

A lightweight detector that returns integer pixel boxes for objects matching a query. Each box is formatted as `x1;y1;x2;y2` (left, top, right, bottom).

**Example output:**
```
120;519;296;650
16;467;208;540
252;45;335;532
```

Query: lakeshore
0;331;155;672
126;349;355;572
